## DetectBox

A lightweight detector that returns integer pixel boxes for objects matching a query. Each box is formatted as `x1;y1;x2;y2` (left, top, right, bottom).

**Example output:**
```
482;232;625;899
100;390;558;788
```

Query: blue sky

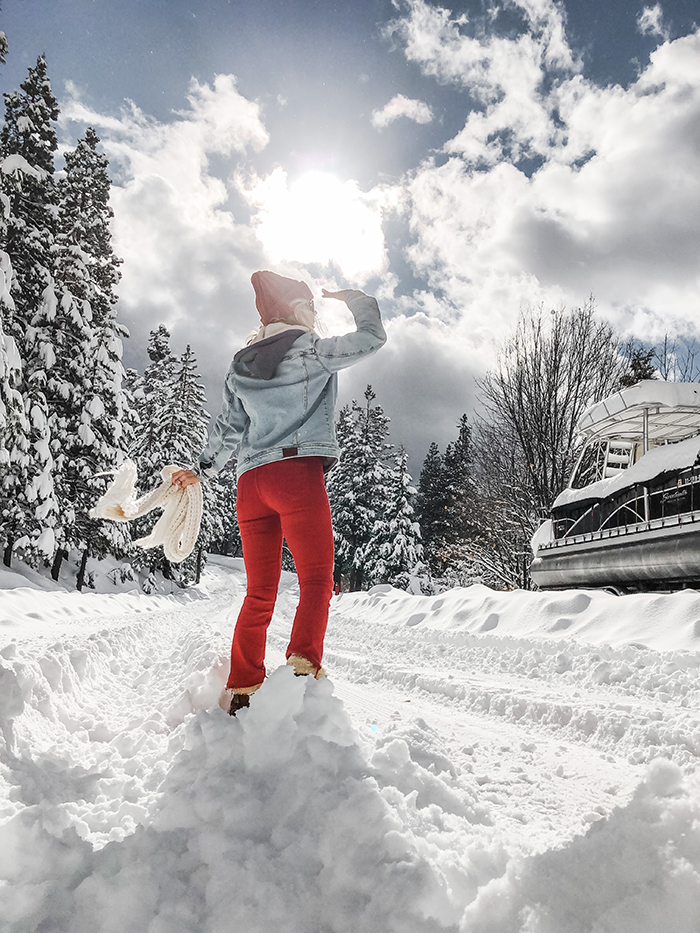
2;0;699;465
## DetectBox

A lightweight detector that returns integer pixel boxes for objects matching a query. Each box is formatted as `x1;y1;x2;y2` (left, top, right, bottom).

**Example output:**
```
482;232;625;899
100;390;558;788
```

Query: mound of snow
0;668;458;933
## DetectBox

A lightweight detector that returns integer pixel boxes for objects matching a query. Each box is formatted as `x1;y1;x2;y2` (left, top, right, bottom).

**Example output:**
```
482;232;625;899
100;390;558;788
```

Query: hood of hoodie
233;328;308;380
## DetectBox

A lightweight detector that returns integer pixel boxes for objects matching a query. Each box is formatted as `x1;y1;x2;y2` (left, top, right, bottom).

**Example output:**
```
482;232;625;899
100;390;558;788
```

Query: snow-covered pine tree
0;56;59;566
129;326;176;479
206;458;240;557
161;344;219;583
416;441;450;569
0;158;32;567
59;128;128;472
326;402;355;589
125;327;177;585
159;344;209;465
0;56;58;321
0;263;31;566
366;447;423;588
443;413;479;545
416;415;480;576
48;127;130;586
327;385;394;591
129;335;222;585
120;367;142;461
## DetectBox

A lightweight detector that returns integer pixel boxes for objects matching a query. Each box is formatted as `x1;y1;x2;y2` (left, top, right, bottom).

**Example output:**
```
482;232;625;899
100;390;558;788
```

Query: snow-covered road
1;557;700;932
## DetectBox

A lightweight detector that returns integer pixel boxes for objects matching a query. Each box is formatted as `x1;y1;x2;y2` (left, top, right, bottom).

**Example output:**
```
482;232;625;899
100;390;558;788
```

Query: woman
172;270;386;714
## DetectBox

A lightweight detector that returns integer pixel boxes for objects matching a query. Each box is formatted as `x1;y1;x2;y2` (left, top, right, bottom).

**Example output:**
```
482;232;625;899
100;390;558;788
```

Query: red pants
227;457;334;689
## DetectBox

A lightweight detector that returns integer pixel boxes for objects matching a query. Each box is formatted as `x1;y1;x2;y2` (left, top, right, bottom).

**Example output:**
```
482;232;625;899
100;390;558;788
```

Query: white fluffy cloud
388;0;578;165
391;0;700;345
638;4;671;41
371;94;434;129
61;75;271;387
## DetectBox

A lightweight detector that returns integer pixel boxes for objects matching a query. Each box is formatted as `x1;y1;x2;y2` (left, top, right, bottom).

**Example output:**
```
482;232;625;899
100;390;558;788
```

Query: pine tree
207;459;240;557
326;403;356;588
0;305;31;567
416;441;450;567
0;2;7;65
416;416;480;578
443;414;478;545
126;328;176;582
327;385;394;591
0;165;32;566
618;343;657;388
128;333;221;586
367;447;423;587
47;127;130;585
159;344;210;464
162;344;216;584
59;127;127;466
129;326;177;479
0;56;59;565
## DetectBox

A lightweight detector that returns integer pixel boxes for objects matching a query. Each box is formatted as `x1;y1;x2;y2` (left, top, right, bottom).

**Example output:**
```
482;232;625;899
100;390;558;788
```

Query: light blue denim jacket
197;291;386;479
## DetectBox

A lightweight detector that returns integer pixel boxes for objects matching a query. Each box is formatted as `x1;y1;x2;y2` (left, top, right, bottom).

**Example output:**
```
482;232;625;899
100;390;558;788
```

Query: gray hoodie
197;291;386;479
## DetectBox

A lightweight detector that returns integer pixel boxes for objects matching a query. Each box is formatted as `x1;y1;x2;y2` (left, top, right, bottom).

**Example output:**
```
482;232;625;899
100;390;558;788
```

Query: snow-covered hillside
1;557;699;932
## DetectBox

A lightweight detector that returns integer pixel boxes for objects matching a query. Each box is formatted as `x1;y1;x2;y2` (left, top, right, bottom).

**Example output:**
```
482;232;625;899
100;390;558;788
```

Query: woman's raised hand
321;288;357;301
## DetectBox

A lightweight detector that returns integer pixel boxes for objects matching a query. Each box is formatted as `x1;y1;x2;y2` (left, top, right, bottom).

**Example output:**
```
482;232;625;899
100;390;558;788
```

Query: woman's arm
196;367;249;477
172;373;248;487
314;289;387;372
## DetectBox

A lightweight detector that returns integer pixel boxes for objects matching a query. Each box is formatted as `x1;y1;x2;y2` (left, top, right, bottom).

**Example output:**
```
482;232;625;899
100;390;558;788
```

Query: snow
0;153;45;181
1;557;700;931
0;251;13;309
3;333;21;372
33;527;55;558
86;395;105;419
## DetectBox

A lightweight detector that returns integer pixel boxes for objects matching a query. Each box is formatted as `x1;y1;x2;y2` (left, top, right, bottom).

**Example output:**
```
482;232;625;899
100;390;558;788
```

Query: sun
243;168;387;280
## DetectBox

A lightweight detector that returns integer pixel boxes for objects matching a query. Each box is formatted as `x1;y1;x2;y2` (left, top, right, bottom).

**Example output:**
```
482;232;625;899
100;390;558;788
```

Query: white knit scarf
90;460;203;563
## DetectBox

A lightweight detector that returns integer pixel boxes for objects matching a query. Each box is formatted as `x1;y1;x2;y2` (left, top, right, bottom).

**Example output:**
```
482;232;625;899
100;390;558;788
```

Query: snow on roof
577;381;700;442
553;432;700;509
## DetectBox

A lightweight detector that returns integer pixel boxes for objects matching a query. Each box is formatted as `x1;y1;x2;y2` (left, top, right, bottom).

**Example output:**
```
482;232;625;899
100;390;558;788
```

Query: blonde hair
245;300;325;346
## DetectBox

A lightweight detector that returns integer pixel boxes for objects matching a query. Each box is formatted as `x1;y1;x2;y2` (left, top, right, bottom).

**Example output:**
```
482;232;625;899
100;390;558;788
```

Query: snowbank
1;670;459;933
462;760;700;933
335;582;700;652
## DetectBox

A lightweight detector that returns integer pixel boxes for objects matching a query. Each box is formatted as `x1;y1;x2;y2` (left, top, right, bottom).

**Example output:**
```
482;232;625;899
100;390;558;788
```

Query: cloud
61;75;271;394
637;5;671;41
387;0;579;165
371;94;434;129
388;0;577;87
389;0;700;345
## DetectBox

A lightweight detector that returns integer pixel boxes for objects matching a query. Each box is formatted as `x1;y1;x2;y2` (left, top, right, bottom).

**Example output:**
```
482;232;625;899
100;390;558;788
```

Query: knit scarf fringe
90;460;203;563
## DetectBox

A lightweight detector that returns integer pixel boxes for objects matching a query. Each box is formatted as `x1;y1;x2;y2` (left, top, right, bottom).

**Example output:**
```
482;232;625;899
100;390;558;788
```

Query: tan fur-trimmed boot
218;683;262;716
286;654;327;679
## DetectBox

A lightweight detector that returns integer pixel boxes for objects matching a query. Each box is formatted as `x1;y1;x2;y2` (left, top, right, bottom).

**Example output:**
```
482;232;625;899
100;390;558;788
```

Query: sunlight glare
243;168;387;280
